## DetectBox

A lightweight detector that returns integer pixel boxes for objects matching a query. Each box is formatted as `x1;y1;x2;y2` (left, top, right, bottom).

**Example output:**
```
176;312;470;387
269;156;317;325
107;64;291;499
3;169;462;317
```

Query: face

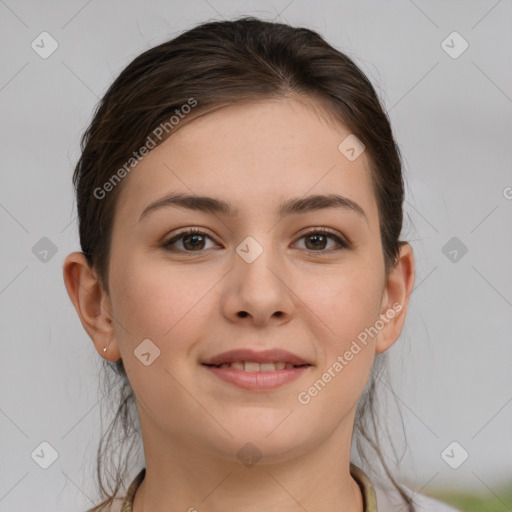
101;97;406;465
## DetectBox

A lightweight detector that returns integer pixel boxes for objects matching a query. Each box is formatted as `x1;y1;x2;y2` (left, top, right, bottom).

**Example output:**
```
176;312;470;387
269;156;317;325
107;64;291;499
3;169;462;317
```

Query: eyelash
162;227;350;255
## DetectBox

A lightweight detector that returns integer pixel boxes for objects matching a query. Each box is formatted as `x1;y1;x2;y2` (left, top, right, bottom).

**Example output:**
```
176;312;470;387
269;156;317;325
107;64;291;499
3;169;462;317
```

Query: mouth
201;348;313;390
201;348;312;368
203;361;310;371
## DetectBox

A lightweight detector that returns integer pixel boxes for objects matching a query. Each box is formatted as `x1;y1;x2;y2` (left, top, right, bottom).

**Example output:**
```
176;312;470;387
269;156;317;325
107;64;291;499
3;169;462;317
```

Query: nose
220;238;295;327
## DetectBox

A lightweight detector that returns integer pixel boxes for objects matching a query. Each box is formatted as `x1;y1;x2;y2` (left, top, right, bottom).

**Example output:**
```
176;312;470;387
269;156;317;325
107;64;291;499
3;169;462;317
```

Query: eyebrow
139;192;368;224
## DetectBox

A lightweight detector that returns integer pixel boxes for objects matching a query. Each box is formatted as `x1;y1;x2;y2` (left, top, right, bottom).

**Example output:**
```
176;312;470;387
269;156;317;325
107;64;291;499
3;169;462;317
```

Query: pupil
306;234;326;250
184;234;204;250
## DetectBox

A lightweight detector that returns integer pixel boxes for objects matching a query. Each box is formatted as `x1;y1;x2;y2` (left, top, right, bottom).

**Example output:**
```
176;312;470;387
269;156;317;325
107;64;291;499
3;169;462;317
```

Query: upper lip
202;349;311;366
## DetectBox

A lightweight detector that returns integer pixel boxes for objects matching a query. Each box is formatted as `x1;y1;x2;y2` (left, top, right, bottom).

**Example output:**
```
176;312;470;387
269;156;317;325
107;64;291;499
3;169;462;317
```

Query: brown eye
295;229;349;253
162;228;349;255
163;229;217;252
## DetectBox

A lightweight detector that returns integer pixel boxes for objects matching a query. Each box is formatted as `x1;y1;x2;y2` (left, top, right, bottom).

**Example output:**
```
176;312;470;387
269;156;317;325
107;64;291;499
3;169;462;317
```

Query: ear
62;252;121;362
375;243;415;354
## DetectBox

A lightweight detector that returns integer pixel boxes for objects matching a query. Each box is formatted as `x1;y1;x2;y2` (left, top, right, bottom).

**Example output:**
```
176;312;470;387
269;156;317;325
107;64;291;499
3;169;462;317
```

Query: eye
161;227;350;254
294;228;350;253
162;228;218;253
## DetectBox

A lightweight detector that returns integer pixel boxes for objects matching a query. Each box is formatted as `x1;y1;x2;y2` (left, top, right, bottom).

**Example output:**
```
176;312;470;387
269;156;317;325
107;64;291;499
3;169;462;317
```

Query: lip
202;364;311;391
201;348;310;366
201;348;312;391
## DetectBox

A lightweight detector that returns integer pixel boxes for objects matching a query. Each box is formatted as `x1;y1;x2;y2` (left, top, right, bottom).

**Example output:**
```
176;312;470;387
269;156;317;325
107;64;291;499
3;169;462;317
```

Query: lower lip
202;364;311;390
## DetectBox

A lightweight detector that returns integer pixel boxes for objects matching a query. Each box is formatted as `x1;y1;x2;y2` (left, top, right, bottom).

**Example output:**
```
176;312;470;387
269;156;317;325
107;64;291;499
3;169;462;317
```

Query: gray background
1;0;511;511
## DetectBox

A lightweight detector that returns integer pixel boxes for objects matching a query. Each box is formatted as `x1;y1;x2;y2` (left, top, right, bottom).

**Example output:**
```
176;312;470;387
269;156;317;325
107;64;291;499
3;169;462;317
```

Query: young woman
63;16;460;512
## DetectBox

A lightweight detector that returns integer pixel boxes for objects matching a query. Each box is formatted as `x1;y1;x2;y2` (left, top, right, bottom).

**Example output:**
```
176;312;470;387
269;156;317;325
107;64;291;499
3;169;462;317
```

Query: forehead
114;97;378;226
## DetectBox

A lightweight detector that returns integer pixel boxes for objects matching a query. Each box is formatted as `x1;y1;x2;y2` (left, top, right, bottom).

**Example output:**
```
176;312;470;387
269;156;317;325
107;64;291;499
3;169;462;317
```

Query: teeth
217;361;301;371
244;361;260;372
260;363;277;372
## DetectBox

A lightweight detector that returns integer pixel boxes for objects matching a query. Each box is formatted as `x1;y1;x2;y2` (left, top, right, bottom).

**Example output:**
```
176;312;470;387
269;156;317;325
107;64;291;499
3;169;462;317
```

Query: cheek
298;263;382;401
305;263;383;343
298;280;379;419
109;261;209;406
110;258;208;352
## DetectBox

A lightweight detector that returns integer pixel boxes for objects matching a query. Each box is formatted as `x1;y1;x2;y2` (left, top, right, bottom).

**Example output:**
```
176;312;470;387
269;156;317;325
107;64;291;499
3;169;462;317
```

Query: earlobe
375;243;415;354
62;252;121;361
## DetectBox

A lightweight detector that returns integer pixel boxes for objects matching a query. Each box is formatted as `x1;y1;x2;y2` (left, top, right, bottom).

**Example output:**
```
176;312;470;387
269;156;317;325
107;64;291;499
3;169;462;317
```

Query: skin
63;96;414;512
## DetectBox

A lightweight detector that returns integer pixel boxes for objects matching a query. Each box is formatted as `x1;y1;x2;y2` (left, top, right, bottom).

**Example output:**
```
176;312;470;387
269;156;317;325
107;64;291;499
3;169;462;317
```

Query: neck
132;410;364;512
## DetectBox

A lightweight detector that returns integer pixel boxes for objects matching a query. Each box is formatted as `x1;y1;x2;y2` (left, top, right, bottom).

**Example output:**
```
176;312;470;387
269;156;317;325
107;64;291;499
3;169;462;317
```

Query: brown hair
72;16;415;511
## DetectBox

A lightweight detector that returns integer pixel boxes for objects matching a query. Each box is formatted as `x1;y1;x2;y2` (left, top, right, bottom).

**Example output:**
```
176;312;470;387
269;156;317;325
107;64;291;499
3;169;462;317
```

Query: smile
201;362;311;390
208;361;306;371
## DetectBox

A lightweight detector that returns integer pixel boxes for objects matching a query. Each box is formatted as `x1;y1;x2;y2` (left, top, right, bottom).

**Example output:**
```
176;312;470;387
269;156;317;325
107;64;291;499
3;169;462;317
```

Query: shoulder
374;484;462;512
